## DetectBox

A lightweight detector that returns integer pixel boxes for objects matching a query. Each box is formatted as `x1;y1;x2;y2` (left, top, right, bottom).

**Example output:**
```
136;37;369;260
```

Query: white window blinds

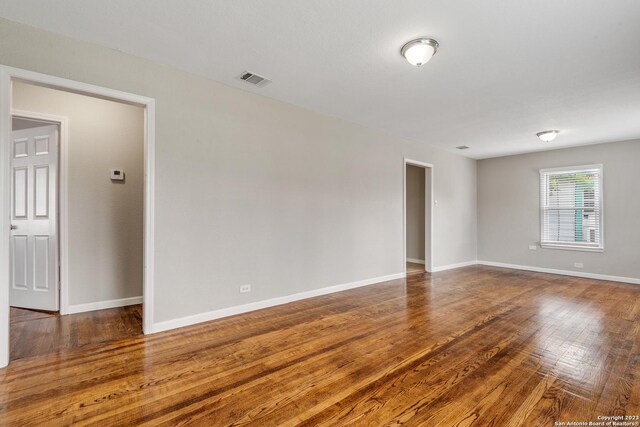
540;165;603;250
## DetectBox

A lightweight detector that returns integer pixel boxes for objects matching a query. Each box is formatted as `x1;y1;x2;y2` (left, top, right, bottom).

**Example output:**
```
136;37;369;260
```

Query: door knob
10;225;17;230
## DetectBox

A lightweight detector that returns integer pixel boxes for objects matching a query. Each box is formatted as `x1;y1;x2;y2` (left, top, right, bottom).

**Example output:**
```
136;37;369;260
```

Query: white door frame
403;158;434;273
0;65;156;368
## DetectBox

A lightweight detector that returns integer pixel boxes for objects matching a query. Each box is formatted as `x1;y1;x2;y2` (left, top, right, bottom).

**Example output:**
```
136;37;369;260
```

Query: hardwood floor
1;265;639;426
406;261;425;274
9;306;56;323
9;305;142;361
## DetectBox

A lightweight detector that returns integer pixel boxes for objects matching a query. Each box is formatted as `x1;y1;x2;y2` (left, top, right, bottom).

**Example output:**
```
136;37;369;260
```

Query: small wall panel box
110;169;125;181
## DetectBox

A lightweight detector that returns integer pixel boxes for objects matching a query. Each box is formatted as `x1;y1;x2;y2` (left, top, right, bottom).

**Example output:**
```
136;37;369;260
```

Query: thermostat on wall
110;169;125;181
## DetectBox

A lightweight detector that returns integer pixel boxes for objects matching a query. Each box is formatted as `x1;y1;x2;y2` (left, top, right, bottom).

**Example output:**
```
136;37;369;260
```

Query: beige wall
406;165;425;261
0;18;477;325
478;139;640;279
12;82;144;306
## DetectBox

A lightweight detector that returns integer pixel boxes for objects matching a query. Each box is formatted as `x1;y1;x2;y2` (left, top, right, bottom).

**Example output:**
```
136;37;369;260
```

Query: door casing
0;65;156;368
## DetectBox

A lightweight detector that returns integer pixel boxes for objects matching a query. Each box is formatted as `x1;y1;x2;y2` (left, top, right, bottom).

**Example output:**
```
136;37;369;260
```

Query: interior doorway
7;83;145;361
1;65;156;368
404;159;433;275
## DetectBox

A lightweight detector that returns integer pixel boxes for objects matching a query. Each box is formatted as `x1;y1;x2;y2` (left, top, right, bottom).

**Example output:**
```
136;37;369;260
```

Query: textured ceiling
1;0;639;158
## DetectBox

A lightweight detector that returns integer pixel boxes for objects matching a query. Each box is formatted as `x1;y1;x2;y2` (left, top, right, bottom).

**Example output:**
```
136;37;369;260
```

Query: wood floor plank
1;266;639;426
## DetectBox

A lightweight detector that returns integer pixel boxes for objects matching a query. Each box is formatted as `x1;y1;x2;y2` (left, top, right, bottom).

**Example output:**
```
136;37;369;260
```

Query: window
539;164;603;251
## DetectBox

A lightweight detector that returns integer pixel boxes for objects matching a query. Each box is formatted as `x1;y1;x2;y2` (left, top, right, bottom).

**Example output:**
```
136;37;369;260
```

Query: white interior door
10;124;59;311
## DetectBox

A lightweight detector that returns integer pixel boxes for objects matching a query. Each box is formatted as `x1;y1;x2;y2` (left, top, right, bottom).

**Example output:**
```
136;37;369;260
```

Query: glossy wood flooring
406;261;425;275
1;265;639;426
9;304;142;360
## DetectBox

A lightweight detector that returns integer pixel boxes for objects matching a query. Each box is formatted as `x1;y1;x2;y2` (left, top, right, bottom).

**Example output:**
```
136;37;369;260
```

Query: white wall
478;139;640;280
12;82;144;306
0;18;477;326
406;165;425;261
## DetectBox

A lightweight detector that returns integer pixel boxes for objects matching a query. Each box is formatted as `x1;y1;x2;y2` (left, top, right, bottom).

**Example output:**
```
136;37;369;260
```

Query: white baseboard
150;272;406;334
431;260;478;272
406;258;425;265
66;296;143;315
477;261;640;285
147;259;638;335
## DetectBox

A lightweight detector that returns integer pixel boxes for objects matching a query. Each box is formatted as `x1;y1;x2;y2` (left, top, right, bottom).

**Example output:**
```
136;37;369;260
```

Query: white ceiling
1;0;639;159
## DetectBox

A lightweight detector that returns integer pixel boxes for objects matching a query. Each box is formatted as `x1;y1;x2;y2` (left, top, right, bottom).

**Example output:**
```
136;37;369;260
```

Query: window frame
539;164;604;252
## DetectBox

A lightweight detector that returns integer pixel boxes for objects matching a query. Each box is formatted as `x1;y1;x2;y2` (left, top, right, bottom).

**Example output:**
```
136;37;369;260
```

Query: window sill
540;243;604;253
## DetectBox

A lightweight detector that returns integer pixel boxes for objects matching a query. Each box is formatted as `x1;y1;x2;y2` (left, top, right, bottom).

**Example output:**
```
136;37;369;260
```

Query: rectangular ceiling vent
238;71;271;87
456;145;470;150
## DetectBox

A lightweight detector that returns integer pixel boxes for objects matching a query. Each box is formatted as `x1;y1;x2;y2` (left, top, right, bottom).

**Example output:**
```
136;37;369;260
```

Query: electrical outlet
239;284;251;293
574;262;583;269
528;245;537;250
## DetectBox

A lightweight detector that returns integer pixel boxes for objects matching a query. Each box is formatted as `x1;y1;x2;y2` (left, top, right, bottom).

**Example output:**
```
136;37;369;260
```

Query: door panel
33;236;50;291
10;124;59;311
11;236;28;289
34;165;49;217
13;138;28;158
13;167;27;218
34;136;50;155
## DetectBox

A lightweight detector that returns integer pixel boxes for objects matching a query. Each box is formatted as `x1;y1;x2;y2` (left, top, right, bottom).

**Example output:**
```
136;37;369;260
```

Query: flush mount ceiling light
401;38;439;67
536;130;559;142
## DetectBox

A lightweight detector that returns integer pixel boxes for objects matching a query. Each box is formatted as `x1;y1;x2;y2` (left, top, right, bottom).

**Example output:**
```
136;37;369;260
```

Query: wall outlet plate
574;262;584;268
239;284;251;293
528;245;537;250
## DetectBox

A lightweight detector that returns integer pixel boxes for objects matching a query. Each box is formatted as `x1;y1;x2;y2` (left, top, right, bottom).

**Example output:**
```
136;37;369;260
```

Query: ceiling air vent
456;145;470;150
238;71;271;87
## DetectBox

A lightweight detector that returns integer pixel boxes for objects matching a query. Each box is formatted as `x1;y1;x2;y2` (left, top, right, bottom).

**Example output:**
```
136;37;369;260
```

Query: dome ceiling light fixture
401;38;439;67
536;130;560;142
